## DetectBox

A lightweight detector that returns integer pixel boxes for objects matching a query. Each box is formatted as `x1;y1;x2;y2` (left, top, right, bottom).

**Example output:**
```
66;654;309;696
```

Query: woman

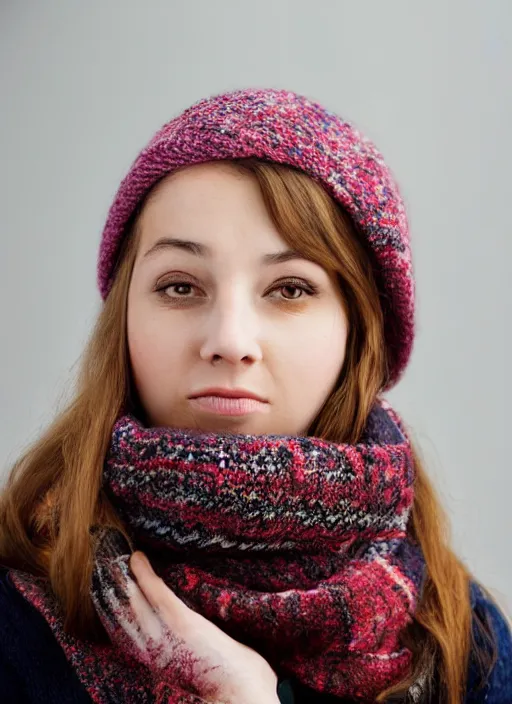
0;88;510;703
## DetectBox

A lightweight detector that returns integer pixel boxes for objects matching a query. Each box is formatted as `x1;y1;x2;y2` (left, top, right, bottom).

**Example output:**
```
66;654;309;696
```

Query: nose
199;294;263;366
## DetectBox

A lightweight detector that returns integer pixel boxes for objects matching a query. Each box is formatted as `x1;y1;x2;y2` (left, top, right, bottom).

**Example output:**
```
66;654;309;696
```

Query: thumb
130;552;193;635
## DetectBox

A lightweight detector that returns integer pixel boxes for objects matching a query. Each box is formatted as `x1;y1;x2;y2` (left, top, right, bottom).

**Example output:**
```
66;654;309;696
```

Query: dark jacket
0;568;510;703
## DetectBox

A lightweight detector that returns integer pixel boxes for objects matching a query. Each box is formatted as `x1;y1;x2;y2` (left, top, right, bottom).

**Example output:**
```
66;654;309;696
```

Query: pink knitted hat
97;88;415;389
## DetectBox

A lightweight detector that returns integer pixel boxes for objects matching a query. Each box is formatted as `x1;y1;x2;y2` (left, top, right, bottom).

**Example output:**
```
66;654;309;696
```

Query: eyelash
155;277;319;303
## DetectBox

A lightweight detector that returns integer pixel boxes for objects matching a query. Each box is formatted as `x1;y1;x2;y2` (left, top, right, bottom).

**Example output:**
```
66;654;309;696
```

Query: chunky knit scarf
10;397;425;703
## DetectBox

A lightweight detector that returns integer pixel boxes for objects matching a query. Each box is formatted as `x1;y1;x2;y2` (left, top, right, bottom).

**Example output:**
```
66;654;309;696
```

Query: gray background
1;1;510;610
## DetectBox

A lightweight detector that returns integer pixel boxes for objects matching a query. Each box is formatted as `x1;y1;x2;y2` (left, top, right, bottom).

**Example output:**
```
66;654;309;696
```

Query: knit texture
2;567;511;703
96;88;414;390
10;398;425;703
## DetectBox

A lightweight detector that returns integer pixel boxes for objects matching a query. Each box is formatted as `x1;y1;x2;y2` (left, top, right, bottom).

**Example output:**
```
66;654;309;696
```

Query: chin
194;417;264;435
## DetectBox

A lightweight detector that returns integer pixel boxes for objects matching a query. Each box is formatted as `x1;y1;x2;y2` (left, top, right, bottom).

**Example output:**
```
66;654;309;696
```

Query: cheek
127;308;185;387
283;311;348;391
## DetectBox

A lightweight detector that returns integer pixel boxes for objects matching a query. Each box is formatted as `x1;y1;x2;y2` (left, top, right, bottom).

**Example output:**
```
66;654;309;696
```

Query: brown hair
0;158;497;702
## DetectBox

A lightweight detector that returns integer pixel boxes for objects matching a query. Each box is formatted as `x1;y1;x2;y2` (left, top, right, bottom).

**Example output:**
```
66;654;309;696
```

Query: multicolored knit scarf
10;397;425;703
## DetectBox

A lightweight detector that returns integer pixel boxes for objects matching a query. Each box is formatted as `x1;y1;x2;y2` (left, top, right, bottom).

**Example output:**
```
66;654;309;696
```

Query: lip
188;387;268;403
188;387;270;417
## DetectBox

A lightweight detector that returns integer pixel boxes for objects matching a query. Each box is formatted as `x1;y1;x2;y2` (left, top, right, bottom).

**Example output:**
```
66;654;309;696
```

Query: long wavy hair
0;158;497;702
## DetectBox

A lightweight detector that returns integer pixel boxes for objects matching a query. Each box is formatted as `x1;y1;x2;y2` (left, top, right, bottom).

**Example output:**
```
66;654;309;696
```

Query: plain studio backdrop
1;1;510;611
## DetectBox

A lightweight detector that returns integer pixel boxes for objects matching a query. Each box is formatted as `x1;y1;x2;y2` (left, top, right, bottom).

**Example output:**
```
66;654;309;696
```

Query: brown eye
157;282;199;300
169;283;194;296
268;278;318;302
280;285;304;300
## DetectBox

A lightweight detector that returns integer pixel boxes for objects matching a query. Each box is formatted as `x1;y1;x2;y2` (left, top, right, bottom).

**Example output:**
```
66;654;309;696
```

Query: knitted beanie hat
97;88;415;389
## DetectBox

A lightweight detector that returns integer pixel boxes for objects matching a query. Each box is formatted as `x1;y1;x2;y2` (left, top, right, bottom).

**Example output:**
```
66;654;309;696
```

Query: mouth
188;388;270;417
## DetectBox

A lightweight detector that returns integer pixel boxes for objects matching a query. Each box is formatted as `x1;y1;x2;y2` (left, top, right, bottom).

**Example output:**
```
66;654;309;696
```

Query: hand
92;547;280;704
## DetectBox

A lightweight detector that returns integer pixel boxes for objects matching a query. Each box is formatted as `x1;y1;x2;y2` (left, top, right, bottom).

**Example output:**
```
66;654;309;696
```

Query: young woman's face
127;162;349;435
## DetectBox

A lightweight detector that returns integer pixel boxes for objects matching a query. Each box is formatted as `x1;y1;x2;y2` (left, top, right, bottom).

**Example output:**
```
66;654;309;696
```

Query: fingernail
132;551;151;572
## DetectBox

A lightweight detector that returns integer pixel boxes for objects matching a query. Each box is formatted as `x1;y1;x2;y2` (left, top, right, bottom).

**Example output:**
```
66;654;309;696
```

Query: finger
129;553;224;695
119;559;166;644
90;527;143;635
130;554;243;659
92;554;166;668
130;552;189;628
91;543;222;698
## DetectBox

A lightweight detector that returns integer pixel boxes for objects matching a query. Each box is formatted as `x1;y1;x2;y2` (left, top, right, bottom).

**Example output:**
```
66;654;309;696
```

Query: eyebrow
142;237;308;265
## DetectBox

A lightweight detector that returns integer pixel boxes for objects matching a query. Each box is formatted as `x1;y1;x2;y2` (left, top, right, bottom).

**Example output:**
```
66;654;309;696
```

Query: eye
156;281;201;299
267;278;319;301
277;285;304;300
155;277;319;303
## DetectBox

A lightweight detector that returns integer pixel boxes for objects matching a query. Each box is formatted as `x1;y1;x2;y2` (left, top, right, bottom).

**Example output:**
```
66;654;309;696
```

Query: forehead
136;161;287;254
144;161;255;208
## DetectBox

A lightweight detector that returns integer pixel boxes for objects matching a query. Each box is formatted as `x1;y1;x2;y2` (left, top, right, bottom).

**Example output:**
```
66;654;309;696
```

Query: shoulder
0;567;32;699
466;580;512;703
0;567;91;703
0;565;45;633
